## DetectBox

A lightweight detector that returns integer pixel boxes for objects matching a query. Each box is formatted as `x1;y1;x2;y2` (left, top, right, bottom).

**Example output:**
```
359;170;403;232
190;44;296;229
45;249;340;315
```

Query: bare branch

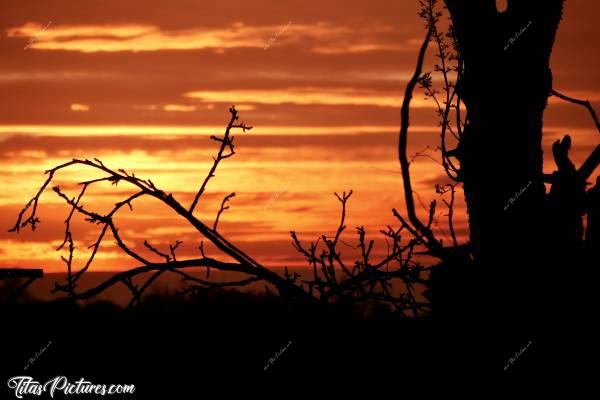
398;16;444;257
189;106;251;214
551;89;600;134
213;192;235;231
144;240;171;263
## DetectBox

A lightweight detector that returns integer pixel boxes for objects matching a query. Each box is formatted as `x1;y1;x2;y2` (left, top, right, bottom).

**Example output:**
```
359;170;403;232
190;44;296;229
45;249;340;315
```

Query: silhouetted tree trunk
445;0;565;324
447;0;563;260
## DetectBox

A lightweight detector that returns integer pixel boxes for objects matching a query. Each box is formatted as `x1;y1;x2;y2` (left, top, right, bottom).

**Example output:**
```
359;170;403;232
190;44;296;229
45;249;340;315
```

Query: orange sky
0;0;598;274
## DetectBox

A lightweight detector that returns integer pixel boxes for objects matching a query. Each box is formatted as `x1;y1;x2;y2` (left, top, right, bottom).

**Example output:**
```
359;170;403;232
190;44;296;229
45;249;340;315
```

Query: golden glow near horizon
1;123;593;272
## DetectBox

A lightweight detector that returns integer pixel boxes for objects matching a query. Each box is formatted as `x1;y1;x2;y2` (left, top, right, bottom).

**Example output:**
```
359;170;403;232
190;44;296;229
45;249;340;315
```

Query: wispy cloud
70;103;90;112
184;87;433;108
6;22;418;54
163;104;196;112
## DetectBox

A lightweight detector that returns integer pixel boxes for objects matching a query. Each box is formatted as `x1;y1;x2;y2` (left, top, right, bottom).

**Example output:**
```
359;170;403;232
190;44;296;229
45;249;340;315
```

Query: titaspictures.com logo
7;376;135;398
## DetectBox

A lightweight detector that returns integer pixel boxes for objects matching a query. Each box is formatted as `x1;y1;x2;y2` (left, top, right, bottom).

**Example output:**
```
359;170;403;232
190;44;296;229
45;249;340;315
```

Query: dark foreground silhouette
0;289;594;395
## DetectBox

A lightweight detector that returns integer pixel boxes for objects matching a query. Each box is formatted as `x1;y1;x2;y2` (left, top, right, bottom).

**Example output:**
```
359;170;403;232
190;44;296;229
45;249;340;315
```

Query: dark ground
0;289;595;397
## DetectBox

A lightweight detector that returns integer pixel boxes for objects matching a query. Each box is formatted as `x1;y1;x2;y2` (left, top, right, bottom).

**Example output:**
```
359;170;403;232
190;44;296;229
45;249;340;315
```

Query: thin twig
551;89;600;134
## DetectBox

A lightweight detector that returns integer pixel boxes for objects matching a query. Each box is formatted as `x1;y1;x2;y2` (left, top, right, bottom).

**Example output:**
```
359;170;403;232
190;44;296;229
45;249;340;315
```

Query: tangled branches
10;106;313;307
417;0;464;183
291;191;432;317
10;103;440;317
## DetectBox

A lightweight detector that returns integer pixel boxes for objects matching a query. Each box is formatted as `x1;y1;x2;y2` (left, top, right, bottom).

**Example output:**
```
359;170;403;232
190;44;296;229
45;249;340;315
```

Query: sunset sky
0;0;598;275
